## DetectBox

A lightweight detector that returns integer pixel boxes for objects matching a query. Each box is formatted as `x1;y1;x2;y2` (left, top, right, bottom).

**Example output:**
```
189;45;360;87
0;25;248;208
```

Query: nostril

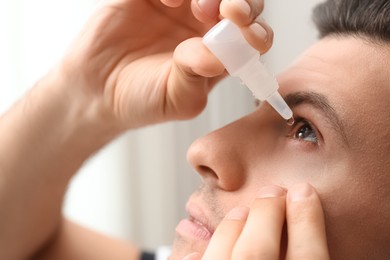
196;164;244;192
197;165;219;180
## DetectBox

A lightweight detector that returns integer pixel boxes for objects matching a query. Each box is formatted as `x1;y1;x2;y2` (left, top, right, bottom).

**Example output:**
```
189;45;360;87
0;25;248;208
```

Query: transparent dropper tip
266;91;294;122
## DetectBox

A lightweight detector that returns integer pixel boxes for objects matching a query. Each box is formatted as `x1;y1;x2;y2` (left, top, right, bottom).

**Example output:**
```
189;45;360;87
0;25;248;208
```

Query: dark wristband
140;251;155;260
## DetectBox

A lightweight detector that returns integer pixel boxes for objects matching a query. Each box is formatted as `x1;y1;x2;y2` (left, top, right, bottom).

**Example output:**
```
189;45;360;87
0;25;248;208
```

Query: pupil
297;125;311;139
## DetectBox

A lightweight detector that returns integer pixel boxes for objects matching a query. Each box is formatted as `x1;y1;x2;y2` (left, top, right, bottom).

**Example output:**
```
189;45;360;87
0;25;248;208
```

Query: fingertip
287;183;316;202
240;17;274;54
286;183;325;224
286;183;324;225
220;0;264;26
191;0;221;23
285;183;329;259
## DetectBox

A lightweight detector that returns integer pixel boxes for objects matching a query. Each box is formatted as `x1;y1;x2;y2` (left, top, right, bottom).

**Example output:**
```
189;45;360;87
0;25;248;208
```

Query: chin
169;233;209;259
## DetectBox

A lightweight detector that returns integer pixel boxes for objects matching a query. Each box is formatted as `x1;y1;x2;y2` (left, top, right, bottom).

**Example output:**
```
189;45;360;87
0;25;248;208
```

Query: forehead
279;37;390;99
278;36;390;155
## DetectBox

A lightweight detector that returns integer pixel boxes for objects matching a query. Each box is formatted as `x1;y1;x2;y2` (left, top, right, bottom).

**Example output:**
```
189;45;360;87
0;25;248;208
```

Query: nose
186;116;253;191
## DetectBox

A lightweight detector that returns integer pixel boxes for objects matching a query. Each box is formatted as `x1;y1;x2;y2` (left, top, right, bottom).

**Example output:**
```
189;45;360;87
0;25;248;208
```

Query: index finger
286;183;330;260
220;0;264;26
202;207;249;259
220;0;274;54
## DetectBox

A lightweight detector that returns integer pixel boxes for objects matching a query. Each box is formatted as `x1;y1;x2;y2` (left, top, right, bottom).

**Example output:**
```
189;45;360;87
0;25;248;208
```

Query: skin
172;37;390;259
0;0;388;259
0;0;274;259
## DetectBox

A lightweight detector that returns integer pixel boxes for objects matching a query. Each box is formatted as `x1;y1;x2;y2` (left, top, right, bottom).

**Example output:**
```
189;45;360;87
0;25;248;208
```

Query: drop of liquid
286;117;295;126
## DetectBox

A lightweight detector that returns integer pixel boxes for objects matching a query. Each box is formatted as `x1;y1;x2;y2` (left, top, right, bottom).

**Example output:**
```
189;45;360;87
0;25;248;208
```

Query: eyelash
286;117;321;146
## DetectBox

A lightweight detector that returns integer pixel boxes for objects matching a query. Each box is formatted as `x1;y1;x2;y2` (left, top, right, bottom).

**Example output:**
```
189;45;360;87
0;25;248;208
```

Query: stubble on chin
170;233;209;260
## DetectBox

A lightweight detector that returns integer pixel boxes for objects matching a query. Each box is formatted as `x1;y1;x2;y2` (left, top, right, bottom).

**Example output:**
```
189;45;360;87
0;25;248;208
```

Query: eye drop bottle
203;19;293;121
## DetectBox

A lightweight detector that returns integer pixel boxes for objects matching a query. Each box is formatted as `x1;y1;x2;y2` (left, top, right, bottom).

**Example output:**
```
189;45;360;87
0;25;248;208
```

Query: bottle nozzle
203;19;294;121
286;117;295;126
266;91;293;120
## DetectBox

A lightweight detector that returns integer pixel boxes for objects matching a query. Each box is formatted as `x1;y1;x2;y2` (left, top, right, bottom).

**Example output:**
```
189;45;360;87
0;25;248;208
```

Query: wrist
40;65;125;149
8;66;126;177
0;65;125;260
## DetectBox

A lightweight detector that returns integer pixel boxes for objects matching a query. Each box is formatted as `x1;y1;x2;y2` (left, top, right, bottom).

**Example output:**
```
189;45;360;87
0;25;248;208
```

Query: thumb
167;37;225;120
286;183;330;259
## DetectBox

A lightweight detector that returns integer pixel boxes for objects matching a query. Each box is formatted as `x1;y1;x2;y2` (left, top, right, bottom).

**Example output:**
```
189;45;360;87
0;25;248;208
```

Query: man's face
171;37;390;259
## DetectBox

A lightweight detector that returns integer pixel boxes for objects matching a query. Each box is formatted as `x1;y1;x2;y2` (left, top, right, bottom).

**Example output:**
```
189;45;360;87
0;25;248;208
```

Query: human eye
286;117;321;145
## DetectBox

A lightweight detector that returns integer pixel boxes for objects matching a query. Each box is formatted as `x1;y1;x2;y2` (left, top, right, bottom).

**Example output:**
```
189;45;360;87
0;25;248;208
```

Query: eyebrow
283;91;349;146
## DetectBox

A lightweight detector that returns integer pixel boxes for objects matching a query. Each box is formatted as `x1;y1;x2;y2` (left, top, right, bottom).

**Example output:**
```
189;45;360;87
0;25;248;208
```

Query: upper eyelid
283;91;349;147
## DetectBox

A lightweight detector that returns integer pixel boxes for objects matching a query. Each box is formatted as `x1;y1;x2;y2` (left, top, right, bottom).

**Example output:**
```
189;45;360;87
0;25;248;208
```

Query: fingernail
226;206;249;220
288;183;314;202
198;0;220;18
249;22;268;42
257;185;286;198
230;0;251;16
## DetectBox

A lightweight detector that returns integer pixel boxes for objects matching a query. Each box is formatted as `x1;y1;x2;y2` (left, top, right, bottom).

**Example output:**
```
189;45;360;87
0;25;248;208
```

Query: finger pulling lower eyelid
226;206;249;220
288;183;314;202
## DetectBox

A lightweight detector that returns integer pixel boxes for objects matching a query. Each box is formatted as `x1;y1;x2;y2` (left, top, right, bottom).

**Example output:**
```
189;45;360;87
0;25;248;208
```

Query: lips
175;202;214;241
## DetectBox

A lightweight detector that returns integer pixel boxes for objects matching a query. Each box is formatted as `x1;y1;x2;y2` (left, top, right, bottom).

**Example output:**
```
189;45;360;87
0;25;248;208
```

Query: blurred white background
0;0;322;252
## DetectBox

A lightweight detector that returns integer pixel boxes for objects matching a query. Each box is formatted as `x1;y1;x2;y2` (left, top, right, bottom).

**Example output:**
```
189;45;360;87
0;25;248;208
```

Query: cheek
316;162;390;257
246;146;329;187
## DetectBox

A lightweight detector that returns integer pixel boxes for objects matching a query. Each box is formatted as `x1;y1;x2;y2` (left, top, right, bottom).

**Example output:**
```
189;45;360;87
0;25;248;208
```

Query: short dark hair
312;0;390;43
